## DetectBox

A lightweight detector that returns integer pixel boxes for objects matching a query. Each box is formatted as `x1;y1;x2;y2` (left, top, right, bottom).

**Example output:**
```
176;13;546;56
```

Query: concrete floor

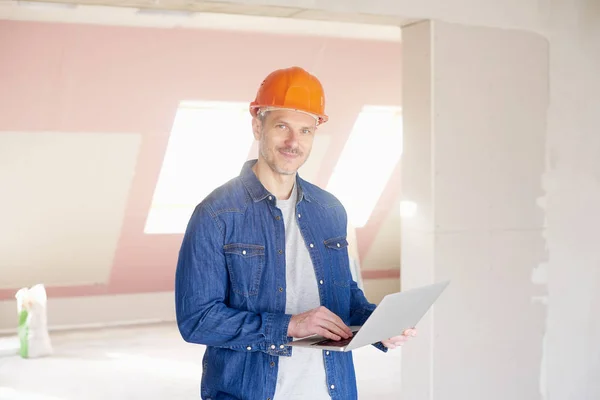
0;323;402;399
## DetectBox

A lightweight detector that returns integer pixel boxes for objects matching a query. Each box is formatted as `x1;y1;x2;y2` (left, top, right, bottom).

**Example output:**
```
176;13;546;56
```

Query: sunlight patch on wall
0;132;140;289
327;105;402;228
145;101;254;234
297;134;332;183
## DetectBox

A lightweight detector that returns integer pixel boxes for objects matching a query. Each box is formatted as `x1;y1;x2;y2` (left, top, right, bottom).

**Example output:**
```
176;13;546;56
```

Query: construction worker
175;66;416;400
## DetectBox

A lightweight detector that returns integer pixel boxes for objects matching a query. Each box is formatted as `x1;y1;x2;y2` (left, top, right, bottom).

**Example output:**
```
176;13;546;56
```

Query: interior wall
0;19;402;331
540;2;600;399
401;20;548;400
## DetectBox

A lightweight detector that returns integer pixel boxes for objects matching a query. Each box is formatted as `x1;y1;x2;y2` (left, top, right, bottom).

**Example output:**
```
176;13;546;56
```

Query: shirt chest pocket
324;237;352;287
223;243;265;297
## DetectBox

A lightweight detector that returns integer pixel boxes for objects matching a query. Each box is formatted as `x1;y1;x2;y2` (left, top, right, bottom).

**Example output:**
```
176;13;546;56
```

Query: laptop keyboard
311;330;360;347
312;337;353;347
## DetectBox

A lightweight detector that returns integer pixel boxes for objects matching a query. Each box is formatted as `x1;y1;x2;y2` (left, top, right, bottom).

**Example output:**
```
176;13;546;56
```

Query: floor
0;323;402;399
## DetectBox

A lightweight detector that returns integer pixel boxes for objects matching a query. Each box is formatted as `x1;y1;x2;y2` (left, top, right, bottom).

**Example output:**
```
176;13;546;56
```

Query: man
175;66;416;400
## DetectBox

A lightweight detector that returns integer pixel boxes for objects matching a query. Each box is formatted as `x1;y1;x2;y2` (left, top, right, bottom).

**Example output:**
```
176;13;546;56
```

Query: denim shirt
175;159;386;400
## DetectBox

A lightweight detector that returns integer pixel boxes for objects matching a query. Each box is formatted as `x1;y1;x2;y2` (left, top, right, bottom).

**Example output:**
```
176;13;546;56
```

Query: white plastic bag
15;284;53;358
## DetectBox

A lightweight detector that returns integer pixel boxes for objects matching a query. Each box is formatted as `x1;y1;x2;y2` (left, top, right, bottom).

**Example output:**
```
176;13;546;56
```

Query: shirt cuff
265;313;293;345
372;341;389;353
260;313;292;356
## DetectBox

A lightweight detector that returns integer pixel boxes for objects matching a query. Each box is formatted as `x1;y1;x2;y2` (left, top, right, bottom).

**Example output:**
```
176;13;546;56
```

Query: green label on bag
18;309;29;358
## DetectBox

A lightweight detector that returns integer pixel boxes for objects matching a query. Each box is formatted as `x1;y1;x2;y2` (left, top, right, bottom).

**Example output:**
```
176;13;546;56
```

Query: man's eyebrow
272;119;315;130
270;118;287;126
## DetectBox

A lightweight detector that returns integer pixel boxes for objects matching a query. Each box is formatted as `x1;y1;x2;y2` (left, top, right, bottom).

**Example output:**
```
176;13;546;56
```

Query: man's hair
257;109;270;122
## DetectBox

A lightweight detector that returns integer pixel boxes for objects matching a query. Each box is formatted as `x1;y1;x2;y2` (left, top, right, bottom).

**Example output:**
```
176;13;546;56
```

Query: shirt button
268;196;273;201
337;243;340;247
270;362;275;367
298;213;301;218
309;243;314;248
275;216;281;220
330;384;335;390
319;280;324;285
279;345;284;349
242;250;246;255
246;346;252;351
278;287;283;292
326;351;330;355
278;249;283;254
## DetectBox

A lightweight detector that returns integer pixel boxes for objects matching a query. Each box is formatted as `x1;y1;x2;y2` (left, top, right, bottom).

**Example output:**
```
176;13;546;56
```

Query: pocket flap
324;237;349;250
223;243;265;257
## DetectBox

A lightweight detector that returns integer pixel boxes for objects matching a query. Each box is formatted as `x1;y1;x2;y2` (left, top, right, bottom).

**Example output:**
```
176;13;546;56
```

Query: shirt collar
239;159;312;204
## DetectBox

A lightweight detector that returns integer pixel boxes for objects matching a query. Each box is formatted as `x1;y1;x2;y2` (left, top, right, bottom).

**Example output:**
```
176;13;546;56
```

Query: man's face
252;109;317;176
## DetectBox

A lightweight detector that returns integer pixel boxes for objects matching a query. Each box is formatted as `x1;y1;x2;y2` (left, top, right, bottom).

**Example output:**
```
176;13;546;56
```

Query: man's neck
252;159;296;200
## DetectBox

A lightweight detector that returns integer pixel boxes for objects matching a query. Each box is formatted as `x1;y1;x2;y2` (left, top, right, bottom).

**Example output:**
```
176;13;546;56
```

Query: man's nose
284;130;299;146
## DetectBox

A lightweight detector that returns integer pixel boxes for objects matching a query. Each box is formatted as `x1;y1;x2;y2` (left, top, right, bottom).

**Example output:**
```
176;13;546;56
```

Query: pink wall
0;20;402;300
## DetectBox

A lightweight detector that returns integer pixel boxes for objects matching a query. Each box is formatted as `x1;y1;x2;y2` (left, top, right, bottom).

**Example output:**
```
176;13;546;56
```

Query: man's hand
288;306;353;341
381;328;417;349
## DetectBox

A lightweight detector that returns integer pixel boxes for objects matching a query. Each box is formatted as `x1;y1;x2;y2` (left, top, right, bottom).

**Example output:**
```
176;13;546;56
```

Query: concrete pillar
400;20;549;400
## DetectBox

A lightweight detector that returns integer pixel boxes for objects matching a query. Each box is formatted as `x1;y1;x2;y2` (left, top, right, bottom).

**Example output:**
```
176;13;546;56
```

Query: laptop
288;280;450;352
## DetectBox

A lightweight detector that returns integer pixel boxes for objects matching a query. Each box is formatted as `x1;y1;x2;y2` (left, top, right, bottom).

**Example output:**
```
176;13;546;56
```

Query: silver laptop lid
345;280;450;351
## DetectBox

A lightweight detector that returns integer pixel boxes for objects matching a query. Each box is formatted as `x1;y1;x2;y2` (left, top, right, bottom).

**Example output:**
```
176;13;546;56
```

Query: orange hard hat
250;66;328;125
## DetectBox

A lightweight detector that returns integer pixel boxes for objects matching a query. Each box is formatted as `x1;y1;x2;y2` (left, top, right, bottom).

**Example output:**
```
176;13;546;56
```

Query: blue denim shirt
175;159;385;400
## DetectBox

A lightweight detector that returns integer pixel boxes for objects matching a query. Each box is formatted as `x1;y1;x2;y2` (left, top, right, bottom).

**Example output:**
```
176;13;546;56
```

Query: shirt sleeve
175;203;292;356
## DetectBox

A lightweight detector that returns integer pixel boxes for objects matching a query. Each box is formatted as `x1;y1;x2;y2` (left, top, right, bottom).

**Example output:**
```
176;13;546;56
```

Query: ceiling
12;0;419;26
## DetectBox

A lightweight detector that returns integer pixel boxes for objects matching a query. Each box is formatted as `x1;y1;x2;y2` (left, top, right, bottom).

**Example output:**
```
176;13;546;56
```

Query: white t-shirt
273;183;331;400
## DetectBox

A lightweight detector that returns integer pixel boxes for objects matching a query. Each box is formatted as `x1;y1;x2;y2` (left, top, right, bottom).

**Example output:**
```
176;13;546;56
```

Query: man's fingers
403;328;417;337
381;340;397;349
318;307;353;337
318;320;351;339
389;335;410;345
381;329;419;349
316;327;341;341
382;334;414;348
289;307;355;339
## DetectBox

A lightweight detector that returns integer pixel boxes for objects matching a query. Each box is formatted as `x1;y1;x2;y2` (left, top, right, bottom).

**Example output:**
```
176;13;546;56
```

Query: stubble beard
259;132;308;176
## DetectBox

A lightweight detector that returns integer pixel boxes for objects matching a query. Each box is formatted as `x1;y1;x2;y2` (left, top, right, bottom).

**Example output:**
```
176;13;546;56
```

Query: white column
400;20;549;400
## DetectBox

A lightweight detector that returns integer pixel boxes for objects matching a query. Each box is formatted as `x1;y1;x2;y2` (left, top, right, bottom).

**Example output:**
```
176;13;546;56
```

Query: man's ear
252;117;262;141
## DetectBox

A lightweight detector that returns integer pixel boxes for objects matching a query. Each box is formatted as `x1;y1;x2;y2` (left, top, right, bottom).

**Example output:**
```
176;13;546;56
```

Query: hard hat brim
249;105;328;125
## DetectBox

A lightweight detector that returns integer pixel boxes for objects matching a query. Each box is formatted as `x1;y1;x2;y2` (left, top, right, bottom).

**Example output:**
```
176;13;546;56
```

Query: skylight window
326;105;402;228
144;101;254;234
